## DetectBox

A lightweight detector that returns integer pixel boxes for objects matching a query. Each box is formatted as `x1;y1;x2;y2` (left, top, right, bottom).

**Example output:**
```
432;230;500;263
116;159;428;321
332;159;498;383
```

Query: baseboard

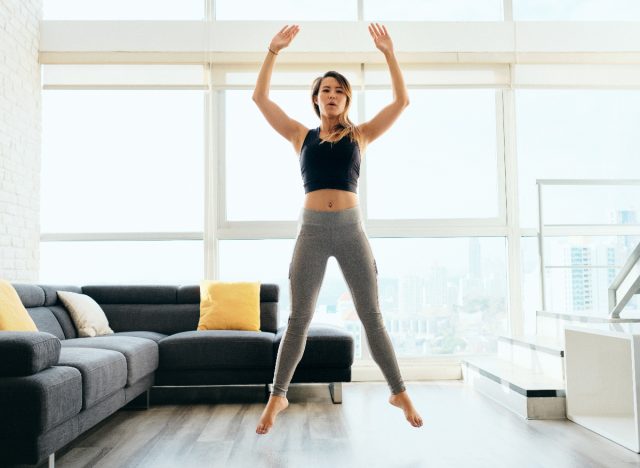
351;362;462;381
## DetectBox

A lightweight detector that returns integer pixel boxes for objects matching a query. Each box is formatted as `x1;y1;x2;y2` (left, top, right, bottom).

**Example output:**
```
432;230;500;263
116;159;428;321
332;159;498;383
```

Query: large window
41;90;204;233
42;59;640;361
41;241;203;284
521;235;640;331
215;0;356;21
371;237;508;356
219;237;508;358
516;89;640;230
514;0;640;21
224;90;317;221
215;0;503;21
40;66;205;284
365;89;501;220
363;0;503;21
40;63;511;360
43;0;204;20
516;89;640;328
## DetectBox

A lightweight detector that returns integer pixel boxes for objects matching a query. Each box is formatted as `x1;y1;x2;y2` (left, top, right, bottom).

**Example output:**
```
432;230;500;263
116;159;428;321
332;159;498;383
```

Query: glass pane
364;0;503;21
540;235;640;317
42;65;205;87
371;237;508;356
520;236;541;336
40;241;204;284
215;0;356;20
364;64;510;87
219;237;508;358
218;238;369;355
43;0;204;20
225;90;359;221
41;90;204;233
366;89;499;219
539;185;640;226
514;0;640;21
516;90;640;229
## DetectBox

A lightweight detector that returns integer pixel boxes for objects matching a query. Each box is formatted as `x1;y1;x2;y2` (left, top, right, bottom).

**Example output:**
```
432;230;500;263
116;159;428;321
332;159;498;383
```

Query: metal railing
536;179;640;314
609;241;640;318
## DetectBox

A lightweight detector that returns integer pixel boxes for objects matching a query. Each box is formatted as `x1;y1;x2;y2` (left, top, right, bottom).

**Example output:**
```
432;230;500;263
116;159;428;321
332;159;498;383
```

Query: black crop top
298;127;361;194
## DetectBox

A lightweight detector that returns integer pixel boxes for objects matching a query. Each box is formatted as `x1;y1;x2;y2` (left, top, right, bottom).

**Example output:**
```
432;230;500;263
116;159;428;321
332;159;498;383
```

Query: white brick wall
0;0;42;282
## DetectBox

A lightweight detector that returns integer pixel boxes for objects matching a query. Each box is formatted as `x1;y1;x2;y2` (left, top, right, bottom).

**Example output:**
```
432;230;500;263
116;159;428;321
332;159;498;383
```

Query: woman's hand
269;24;300;53
368;22;394;55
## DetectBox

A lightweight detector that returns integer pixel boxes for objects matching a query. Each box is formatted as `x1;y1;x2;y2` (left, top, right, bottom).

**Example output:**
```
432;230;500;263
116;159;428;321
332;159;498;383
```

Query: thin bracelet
268;47;278;56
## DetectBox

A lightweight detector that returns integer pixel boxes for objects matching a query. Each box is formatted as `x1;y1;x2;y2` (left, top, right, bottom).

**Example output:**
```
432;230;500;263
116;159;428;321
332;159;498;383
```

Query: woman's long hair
311;71;367;154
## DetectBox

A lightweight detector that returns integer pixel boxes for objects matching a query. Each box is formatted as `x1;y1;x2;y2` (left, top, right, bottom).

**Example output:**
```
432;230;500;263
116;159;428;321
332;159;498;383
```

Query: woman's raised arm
252;25;306;148
358;23;410;146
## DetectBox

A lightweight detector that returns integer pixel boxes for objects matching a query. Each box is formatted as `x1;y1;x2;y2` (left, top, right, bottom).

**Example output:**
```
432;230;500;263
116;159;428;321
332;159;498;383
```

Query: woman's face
315;76;348;117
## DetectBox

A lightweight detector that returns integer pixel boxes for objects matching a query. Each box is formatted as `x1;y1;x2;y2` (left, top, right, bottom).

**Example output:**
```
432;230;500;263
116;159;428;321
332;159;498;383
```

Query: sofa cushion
82;285;177;304
57;347;127;409
0;366;82;435
61;336;158;386
97;303;201;335
81;284;281;334
13;284;83;339
39;285;83;306
24;306;66;340
274;324;354;368
11;283;46;308
159;330;275;370
198;281;261;331
0;280;37;331
113;331;168;343
45;305;78;339
57;291;114;337
0;332;61;377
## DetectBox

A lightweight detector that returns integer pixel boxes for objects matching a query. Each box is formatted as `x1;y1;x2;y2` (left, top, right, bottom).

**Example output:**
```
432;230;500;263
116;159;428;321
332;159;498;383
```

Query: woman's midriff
303;189;359;211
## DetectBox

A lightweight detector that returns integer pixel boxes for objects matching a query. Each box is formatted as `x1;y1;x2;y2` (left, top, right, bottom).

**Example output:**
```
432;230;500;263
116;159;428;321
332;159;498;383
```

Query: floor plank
47;381;640;468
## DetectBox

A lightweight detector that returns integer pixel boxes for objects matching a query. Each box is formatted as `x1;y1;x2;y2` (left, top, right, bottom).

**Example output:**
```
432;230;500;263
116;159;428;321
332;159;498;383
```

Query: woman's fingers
285;25;299;40
370;22;387;37
368;23;377;39
368;22;387;39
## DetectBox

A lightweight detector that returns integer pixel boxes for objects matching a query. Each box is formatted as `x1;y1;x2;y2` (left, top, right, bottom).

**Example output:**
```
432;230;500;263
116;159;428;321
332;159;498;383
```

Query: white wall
0;0;42;281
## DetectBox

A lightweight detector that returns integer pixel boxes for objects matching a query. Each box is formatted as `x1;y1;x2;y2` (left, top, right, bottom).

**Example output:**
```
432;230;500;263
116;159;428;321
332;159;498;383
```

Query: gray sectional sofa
0;283;354;467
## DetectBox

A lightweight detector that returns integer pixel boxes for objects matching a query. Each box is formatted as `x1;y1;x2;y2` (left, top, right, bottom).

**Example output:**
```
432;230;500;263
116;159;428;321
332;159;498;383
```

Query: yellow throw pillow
0;280;38;331
198;281;261;331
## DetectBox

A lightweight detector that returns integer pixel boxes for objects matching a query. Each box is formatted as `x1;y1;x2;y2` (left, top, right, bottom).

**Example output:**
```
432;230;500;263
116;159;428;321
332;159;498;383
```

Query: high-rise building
569;246;592;312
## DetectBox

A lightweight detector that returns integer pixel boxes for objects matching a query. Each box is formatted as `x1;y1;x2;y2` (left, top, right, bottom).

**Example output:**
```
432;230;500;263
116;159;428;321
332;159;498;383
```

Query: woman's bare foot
256;394;289;435
389;390;423;427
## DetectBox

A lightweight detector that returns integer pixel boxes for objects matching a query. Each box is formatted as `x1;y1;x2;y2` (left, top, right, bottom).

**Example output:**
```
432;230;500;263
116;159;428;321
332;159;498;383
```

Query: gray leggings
271;205;406;397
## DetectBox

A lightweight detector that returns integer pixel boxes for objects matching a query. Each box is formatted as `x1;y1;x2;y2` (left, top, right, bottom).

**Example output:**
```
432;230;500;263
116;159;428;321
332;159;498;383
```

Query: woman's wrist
268;46;279;55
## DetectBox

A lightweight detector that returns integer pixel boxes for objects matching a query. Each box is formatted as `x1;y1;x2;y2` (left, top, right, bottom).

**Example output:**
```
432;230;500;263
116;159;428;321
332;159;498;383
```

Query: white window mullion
502;87;524;337
358;61;373;362
205;64;219;280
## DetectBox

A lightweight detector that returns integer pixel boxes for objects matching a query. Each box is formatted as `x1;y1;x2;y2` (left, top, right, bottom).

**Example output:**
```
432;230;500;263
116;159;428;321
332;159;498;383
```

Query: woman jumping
253;23;423;435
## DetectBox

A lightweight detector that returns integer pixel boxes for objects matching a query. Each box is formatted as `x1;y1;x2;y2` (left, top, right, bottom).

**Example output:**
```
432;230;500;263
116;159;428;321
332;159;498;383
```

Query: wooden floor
48;380;640;468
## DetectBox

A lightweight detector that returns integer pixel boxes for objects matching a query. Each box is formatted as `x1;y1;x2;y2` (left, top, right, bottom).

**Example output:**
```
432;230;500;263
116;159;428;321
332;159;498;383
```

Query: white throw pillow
57;291;114;337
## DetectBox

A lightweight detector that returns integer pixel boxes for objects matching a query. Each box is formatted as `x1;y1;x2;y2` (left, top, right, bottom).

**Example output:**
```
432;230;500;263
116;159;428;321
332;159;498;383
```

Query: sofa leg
329;382;342;404
124;389;150;410
49;453;55;468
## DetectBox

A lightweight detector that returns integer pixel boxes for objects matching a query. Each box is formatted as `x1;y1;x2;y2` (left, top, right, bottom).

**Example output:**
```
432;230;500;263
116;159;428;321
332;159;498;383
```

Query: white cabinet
564;323;640;453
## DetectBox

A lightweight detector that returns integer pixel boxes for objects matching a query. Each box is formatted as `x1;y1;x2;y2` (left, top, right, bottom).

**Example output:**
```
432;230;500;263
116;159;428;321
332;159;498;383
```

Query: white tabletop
564;321;640;339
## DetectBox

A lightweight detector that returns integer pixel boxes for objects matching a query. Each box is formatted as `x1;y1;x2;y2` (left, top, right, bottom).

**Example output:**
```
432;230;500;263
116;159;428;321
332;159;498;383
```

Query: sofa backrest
13;283;280;337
